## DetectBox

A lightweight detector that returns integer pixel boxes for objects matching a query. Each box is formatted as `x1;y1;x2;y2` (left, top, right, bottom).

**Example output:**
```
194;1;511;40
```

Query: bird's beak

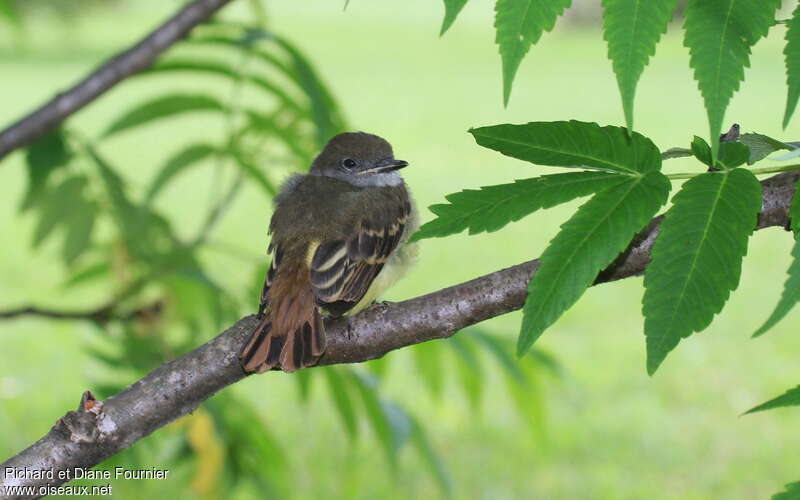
365;159;408;174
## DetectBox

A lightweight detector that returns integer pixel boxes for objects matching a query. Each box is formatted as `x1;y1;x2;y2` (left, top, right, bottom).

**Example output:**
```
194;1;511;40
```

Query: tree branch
1;171;797;498
0;0;235;162
0;301;163;323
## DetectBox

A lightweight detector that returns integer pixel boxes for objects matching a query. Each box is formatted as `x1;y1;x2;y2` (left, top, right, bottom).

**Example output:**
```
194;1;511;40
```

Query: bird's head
309;132;408;186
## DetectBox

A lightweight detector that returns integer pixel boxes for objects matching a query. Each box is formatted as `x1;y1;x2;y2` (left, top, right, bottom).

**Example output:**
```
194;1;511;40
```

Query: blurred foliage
13;11;555;497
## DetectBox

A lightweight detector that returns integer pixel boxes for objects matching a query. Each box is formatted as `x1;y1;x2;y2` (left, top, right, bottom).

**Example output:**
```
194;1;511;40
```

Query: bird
240;132;418;373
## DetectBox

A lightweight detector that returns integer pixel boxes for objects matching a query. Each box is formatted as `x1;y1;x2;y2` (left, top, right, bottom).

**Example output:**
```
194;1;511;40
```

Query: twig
0;301;163;323
1;170;797;498
0;0;236;161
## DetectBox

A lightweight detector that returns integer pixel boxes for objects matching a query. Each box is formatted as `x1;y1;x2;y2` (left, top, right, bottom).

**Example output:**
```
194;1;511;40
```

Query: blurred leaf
772;481;800;500
145;59;305;115
771;148;800;162
62;199;97;264
470;121;662;174
440;0;469;35
230;146;277;196
145;143;216;204
350;371;399;465
661;147;693;160
324;367;359;439
294;368;313;402
407;413;452;496
602;0;676;130
62;260;110;289
643;169;761;374
449;335;483;408
683;0;780;160
784;5;800;128
274;36;346;145
21;129;71;211
470;330;526;384
103;94;225;137
32;175;87;249
365;356;390;380
246;110;313;165
745;385;800;414
520;171;670;356
753;240;800;337
738;132;794;164
0;0;20;28
494;0;571;106
411;172;628;242
412;341;445;400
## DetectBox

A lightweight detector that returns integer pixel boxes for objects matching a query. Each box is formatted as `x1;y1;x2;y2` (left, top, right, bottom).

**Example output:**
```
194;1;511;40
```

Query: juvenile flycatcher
241;132;418;373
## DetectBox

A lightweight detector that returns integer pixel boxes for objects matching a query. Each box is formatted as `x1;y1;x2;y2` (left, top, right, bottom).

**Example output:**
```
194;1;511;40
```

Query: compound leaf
519;171;671;355
104;94;225;137
145;143;216;204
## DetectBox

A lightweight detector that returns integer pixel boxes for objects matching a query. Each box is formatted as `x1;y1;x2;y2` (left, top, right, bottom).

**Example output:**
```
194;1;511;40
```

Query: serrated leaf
519;171;671;355
408;415;452;496
753;240;800;337
772;481;800;500
411;171;630;242
683;0;780;160
440;0;469;35
412;341;445;400
21;129;71;211
103;94;225;137
145;143;216;204
745;385;800;414
32;175;87;249
717;141;749;169
661;147;693;160
471;121;662;174
784;5;800;128
738;132;793;164
494;0;571;106
324;367;358;439
643;168;761;374
62;199;96;264
602;0;676;130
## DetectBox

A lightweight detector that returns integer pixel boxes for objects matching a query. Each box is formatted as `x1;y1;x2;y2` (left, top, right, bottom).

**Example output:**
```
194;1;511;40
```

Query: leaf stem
666;163;800;180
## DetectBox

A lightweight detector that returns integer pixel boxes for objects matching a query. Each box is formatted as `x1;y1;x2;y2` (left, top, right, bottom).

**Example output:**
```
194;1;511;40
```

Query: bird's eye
341;158;357;170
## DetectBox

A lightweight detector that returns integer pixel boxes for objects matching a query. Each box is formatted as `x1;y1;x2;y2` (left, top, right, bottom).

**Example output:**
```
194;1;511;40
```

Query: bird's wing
309;196;411;316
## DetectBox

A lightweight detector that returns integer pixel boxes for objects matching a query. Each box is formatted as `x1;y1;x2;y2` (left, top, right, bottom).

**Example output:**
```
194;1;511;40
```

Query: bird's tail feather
240;308;325;373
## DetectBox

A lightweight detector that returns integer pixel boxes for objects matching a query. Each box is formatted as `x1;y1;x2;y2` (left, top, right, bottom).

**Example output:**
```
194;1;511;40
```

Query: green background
1;1;798;498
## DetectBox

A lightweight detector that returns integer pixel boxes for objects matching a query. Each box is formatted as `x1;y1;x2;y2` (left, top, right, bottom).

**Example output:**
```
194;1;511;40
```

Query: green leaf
745;385;800;414
753;240;800;337
324;367;359;439
32;175;87;249
21;129;71;211
643;168;761;374
145;143;216;204
602;0;676;130
62;199;97;264
494;0;571;106
230;147;276;196
784;5;800;128
471;121;662;174
103;94;225;137
683;0;780;160
519;171;671;356
772;481;800;500
411;171;630;242
412;341;445;400
661;147;693;160
738;132;794;164
717;141;749;169
62;261;110;289
440;0;469;35
350;371;398;465
408;415;452;496
448;336;483;408
0;0;21;28
690;135;713;167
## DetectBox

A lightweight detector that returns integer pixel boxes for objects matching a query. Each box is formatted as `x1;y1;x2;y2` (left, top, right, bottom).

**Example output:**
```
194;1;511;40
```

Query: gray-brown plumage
241;132;417;373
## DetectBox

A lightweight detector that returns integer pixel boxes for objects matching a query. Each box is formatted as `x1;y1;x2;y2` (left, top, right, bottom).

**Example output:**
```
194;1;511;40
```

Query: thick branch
0;0;235;161
1;171;797;498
